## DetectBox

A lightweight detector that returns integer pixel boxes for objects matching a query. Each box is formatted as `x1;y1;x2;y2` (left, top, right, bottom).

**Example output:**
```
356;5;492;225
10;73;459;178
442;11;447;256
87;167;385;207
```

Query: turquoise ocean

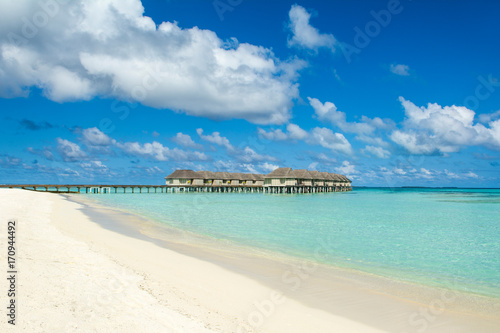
82;187;500;298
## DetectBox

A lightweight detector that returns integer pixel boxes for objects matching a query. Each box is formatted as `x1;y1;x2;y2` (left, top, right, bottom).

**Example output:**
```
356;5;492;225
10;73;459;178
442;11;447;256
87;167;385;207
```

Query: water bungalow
165;169;203;186
289;169;313;186
164;167;352;193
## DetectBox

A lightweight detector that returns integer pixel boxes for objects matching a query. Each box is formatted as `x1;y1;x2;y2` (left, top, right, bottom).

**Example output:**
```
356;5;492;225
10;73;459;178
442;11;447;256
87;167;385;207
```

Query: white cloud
257;123;307;141
390;130;440;155
27;147;54;161
196;128;233;150
356;135;391;148
116;141;208;162
80;160;109;174
0;0;303;125
56;138;88;162
59;168;81;177
287;123;308;140
287;4;336;52
334;161;358;178
363;145;391;158
478;110;500;124
196;128;276;163
82;127;115;146
311;152;337;164
172;132;203;150
234;147;275;163
0;155;21;168
419;168;434;179
258;123;351;154
390;64;410;76
257;128;288;141
134;165;164;175
444;169;460;179
390;97;500;154
444;169;481;180
259;162;279;173
308;162;319;170
212;160;276;174
465;171;479;179
393;167;407;175
236;147;276;163
308;97;392;136
308;127;352;154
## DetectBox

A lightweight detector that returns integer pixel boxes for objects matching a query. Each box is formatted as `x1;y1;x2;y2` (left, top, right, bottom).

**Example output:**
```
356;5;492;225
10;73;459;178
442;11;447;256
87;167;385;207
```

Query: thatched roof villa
165;169;203;186
164;167;352;193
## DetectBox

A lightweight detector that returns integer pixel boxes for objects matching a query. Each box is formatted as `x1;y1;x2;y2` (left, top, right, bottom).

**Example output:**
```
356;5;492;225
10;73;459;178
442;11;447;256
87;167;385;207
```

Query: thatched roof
309;170;326;179
240;173;256;180
252;174;265;181
165;169;203;179
228;173;245;180
340;175;351;182
196;171;216;179
320;172;332;180
213;172;231;180
289;169;313;179
328;173;342;181
265;167;292;178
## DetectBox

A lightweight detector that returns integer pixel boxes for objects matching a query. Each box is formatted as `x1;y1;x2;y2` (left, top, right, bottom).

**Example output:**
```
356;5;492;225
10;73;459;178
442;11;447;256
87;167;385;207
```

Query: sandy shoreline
1;189;499;332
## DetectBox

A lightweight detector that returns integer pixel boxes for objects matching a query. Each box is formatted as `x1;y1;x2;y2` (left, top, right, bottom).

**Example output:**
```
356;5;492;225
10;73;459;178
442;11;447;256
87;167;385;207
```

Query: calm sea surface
82;188;500;298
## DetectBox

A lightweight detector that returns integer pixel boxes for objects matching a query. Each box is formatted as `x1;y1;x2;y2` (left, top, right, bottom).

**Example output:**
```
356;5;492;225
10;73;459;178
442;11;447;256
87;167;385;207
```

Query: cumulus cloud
478;110;500;124
310;152;337;164
390;97;500;154
259;162;279;173
116;141;208;162
363;145;390;158
390;64;410;76
82;127;115;146
0;154;22;168
334;161;358;177
232;146;276;163
308;127;352;154
133;165;164;175
444;169;479;180
212;160;276;174
287;123;309;140
172;132;203;150
257;123;307;141
27;147;54;160
56;138;88;162
287;4;336;52
258;128;288;141
0;0;303;124
196;127;277;162
80;160;109;174
258;123;352;154
196;128;234;150
308;97;393;136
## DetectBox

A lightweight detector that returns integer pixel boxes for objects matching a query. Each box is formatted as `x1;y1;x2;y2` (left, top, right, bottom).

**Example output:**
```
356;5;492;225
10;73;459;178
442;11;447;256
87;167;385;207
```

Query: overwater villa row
165;167;352;193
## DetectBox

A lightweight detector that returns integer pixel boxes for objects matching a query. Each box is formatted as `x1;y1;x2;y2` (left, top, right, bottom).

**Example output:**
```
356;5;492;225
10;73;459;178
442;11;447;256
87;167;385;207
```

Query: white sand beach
1;189;499;333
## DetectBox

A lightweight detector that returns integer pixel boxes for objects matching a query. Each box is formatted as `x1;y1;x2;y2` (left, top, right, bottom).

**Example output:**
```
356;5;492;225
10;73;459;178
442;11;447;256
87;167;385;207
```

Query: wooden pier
0;183;351;194
0;184;171;194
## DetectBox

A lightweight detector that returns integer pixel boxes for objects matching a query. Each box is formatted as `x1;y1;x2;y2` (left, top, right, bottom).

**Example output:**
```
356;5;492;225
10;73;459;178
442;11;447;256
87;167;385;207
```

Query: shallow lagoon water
84;187;500;298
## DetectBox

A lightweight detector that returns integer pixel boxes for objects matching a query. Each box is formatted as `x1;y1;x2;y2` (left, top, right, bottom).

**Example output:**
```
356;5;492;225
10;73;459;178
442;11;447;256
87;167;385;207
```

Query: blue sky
0;0;499;186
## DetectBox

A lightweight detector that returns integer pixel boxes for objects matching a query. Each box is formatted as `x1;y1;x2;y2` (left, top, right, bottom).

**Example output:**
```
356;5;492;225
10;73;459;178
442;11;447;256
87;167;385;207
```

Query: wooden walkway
0;184;351;194
0;184;169;193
